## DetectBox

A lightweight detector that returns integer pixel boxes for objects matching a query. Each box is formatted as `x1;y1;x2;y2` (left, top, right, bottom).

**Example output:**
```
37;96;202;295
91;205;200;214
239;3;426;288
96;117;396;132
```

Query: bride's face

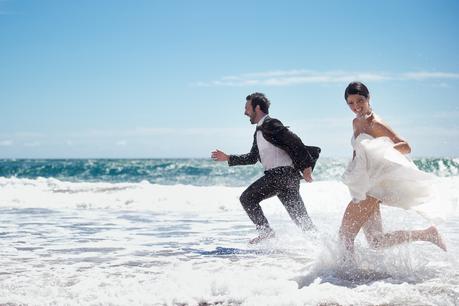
346;94;370;117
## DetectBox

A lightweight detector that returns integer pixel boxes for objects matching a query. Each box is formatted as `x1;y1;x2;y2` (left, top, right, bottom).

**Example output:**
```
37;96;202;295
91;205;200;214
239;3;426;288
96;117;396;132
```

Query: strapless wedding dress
342;133;434;209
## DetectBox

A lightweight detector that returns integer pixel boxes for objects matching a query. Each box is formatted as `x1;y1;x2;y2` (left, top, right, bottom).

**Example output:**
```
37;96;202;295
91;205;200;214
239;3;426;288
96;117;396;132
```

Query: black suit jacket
228;116;321;173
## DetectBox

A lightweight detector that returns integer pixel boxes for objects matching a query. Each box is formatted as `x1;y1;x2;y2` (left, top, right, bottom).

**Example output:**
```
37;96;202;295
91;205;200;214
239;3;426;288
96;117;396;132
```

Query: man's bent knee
239;191;254;208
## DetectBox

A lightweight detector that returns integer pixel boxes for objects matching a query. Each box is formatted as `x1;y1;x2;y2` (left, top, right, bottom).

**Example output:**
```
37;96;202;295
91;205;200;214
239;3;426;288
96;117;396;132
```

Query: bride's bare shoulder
371;117;400;139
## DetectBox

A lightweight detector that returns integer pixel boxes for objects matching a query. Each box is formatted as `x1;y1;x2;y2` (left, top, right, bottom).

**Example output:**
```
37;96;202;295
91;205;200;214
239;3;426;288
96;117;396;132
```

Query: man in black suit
211;92;321;244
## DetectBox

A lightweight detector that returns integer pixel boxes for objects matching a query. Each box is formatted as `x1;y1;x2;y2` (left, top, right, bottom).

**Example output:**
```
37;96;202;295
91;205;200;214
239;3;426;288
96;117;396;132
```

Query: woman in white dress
339;82;446;253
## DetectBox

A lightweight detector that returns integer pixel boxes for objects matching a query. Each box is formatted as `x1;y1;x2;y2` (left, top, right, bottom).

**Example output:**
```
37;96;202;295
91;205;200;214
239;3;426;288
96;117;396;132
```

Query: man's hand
303;167;313;183
211;149;229;162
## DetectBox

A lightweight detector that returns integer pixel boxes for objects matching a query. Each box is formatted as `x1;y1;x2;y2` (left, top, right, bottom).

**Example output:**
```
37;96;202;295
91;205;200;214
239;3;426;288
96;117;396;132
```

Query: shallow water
0;176;458;305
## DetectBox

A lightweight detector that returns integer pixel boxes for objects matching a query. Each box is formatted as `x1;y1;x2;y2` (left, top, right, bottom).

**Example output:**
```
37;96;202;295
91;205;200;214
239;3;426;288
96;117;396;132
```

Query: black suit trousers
239;166;314;231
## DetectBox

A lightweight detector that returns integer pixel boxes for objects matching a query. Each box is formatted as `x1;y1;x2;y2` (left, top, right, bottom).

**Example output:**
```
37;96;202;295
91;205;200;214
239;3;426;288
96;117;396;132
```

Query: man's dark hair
344;82;370;100
246;92;270;114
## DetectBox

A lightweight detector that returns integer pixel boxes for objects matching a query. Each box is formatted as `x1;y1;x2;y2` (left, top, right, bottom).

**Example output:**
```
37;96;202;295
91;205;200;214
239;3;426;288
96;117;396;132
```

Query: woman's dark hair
344;82;370;100
246;92;270;114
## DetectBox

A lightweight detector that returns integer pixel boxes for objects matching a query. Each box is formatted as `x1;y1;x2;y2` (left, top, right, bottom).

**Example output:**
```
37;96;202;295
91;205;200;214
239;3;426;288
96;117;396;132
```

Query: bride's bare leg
424;226;447;251
339;197;380;253
362;204;383;248
362;209;447;251
370;226;447;251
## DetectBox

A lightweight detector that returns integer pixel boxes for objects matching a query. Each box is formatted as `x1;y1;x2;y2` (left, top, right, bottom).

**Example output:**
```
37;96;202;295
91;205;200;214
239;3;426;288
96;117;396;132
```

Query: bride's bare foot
425;226;447;251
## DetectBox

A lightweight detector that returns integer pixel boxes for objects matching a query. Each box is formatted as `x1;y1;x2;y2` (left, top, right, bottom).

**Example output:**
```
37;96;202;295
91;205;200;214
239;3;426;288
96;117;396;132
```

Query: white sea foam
0;177;458;305
0;177;353;214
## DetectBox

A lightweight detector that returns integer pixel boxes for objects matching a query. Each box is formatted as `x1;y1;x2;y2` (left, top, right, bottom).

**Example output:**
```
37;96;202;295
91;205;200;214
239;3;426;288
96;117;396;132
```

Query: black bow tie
256;125;263;132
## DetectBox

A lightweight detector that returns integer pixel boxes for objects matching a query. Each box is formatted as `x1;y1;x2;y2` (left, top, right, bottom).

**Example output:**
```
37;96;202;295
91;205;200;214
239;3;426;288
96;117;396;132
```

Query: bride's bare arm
372;121;412;154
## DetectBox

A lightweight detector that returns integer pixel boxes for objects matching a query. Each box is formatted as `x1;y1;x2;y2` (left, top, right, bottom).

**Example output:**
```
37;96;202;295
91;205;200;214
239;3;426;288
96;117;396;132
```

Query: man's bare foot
426;226;447;251
249;229;275;244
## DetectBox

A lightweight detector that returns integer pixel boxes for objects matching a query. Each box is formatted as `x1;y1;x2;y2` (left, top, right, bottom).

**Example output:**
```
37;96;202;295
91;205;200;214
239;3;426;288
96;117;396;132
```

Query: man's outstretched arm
211;137;259;166
211;149;229;162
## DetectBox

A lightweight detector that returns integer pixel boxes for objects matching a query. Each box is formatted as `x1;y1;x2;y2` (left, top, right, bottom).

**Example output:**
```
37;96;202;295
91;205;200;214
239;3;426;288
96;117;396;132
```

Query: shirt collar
257;114;269;127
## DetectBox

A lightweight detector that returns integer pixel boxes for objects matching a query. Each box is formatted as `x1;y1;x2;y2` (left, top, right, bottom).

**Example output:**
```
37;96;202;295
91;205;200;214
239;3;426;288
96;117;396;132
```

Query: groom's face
244;100;256;124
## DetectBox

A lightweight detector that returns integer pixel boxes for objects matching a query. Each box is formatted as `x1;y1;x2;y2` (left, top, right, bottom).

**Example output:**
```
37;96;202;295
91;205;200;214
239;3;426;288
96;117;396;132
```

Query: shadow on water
0;207;57;215
183;246;287;256
295;267;423;289
174;302;242;306
50;247;125;254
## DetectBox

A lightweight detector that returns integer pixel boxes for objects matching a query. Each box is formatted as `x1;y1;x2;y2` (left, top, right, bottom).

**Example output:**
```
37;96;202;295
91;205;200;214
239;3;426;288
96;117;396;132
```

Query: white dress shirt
256;115;294;170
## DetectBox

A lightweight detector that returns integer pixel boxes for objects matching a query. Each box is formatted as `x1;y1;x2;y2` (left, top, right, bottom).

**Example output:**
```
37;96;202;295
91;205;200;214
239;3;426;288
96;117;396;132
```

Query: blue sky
1;0;458;158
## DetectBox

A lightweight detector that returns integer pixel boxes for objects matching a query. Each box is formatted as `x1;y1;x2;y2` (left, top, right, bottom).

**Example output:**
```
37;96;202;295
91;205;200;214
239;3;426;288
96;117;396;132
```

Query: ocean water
0;158;458;305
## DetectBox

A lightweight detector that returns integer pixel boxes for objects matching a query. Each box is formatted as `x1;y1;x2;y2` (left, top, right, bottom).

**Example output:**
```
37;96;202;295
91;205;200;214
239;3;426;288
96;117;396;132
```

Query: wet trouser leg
239;166;314;231
276;176;315;231
239;174;277;230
